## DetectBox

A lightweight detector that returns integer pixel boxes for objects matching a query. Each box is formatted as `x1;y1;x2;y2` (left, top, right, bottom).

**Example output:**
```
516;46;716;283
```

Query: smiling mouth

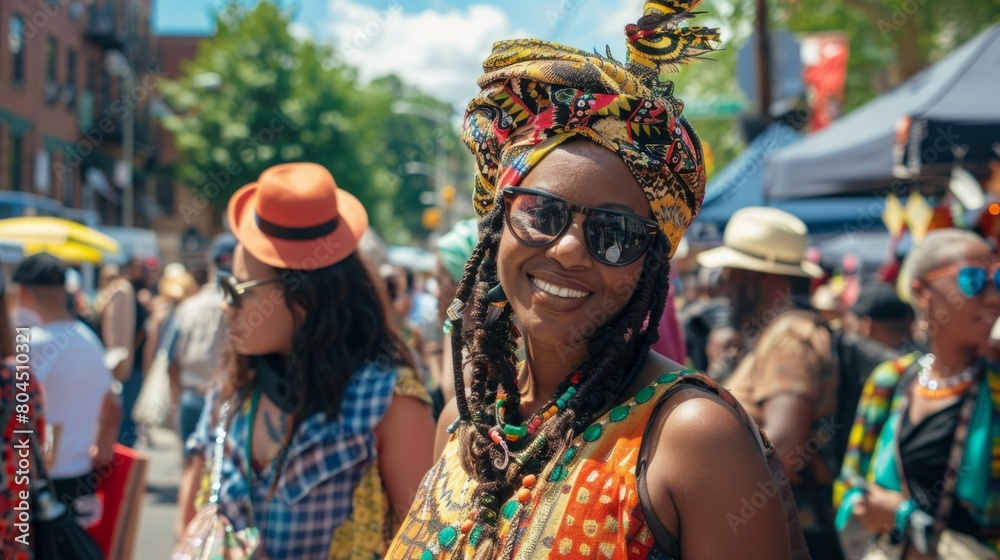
530;276;591;299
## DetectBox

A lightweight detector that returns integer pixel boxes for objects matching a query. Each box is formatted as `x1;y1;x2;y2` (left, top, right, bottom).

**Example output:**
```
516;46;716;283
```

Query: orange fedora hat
227;163;368;270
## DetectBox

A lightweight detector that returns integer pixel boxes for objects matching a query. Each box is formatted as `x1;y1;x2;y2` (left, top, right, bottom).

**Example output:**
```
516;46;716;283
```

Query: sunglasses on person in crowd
502;187;660;267
217;271;283;308
922;263;1000;298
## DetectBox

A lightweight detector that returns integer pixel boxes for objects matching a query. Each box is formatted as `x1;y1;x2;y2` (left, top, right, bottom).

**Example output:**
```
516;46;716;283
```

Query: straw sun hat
696;207;823;279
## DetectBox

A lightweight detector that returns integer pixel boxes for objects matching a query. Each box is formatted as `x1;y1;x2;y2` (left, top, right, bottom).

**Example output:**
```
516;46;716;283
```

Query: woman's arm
433;398;459;460
376;394;436;520
91;390;122;467
647;390;793;558
176;454;205;538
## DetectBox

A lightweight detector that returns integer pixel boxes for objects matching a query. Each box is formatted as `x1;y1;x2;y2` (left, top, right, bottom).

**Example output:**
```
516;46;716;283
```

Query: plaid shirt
186;362;398;559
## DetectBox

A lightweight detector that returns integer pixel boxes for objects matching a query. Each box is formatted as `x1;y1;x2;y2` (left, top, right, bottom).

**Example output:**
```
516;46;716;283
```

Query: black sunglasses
217;271;283;308
502;187;659;266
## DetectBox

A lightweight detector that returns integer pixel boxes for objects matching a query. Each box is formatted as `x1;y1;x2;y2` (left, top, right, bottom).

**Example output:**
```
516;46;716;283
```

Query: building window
66;49;77;110
9;16;25;86
61;156;74;207
8;135;24;191
47;38;57;81
86;59;95;91
156;175;174;210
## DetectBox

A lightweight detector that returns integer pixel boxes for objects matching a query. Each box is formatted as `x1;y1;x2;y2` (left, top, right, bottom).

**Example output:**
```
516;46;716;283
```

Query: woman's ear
910;279;930;318
292;303;307;327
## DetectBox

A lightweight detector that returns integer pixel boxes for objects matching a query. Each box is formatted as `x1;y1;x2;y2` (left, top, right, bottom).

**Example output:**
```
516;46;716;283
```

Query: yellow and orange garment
385;371;793;560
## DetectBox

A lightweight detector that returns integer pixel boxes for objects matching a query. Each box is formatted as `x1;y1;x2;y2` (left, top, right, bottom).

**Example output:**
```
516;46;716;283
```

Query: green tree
358;75;464;244
160;2;459;242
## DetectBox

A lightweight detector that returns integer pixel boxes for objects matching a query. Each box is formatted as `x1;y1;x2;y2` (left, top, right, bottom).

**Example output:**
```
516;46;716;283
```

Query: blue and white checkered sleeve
184;388;218;459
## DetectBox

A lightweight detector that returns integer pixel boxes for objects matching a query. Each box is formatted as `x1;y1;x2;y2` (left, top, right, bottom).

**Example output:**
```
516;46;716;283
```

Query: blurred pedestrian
812;283;842;330
434;218;479;405
679;266;727;371
847;281;914;351
176;163;435;559
386;5;806;558
131;264;199;433
704;323;745;385
94;256;149;447
836;229;1000;557
166;235;235;449
143;263;198;375
15;253;114;528
698;206;843;559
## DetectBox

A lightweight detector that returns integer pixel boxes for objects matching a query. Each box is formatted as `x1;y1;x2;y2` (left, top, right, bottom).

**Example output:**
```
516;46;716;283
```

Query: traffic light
441;185;456;207
422;208;442;230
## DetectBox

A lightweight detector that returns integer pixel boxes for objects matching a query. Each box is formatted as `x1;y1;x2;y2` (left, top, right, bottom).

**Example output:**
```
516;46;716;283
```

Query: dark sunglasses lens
585;213;651;265
956;267;988;297
507;192;569;244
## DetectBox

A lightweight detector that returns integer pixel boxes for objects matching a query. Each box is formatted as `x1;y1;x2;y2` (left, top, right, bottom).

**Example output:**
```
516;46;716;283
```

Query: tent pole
755;0;772;118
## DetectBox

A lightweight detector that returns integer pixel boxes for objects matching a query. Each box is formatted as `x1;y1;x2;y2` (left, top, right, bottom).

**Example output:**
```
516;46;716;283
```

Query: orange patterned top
385;371;771;560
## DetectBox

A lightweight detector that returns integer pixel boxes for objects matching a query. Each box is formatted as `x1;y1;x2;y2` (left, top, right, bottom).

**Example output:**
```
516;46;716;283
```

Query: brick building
0;0;219;266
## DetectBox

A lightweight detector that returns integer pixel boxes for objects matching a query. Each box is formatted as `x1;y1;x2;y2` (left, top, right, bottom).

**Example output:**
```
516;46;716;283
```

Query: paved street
133;427;182;558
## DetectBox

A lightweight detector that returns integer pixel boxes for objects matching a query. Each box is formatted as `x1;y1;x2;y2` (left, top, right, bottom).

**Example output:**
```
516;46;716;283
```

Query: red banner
802;33;849;131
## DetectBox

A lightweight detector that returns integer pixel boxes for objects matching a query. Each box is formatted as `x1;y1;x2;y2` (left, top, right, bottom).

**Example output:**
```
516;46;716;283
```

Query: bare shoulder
377;392;436;446
643;387;791;557
651;388;762;470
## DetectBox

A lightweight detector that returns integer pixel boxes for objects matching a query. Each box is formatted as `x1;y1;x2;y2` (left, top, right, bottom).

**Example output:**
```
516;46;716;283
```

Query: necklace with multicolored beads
488;371;581;469
416;371;691;560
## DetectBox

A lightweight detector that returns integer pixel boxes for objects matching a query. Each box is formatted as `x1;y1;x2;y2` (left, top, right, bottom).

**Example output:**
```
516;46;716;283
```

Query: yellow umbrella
21;240;105;265
0;217;120;265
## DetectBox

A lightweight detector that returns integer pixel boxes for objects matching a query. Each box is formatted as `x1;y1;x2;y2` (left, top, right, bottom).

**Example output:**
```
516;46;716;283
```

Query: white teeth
531;276;589;299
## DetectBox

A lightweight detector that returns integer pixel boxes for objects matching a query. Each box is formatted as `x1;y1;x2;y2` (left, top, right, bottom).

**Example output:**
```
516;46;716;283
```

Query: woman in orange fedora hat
176;162;436;559
385;2;807;559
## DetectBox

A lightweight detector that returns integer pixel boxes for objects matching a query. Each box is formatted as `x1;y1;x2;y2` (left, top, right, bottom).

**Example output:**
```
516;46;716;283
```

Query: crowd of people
3;1;1000;559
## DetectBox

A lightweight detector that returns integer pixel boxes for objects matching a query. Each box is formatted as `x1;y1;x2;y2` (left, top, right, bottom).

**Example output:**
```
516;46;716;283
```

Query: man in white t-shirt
14;253;113;528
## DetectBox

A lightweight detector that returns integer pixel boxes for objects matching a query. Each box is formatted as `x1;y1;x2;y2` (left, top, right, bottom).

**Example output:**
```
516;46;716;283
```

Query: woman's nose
545;215;591;269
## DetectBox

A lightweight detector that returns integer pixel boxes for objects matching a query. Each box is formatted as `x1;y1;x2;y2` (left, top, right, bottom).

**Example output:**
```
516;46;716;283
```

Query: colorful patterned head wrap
461;0;719;258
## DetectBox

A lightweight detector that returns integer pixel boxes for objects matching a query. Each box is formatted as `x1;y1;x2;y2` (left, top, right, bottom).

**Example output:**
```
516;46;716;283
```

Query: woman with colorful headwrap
385;3;808;559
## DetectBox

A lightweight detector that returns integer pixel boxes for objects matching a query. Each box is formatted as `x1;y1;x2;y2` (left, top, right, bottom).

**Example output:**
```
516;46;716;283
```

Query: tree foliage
160;2;461;243
776;0;1000;111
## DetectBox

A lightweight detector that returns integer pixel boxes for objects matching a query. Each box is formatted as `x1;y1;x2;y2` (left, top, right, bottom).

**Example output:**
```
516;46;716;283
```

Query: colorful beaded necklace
488;370;582;469
916;354;976;399
415;371;689;560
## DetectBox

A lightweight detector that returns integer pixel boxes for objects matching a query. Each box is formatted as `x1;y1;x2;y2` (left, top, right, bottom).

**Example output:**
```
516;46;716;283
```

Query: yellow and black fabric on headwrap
461;0;719;258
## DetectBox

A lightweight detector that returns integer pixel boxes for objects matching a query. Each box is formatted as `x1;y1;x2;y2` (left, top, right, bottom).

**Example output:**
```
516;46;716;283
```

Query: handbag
862;530;998;560
29;434;105;560
132;347;173;428
170;398;261;560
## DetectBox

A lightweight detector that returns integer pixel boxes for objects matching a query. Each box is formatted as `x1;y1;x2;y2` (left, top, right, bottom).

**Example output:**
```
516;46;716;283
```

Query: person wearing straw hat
176;163;435;559
697;206;844;560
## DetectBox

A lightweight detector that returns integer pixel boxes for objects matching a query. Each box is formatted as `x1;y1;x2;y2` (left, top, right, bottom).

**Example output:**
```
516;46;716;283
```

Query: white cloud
289;22;314;43
326;1;530;110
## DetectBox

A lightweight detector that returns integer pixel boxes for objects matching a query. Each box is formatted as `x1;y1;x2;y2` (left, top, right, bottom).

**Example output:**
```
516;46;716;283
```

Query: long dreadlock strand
450;205;507;422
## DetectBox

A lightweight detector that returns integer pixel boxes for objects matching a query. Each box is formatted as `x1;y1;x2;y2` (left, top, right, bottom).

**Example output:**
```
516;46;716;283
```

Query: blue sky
153;0;656;107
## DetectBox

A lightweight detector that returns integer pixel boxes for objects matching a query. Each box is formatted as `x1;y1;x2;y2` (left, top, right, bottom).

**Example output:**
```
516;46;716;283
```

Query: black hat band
255;212;340;241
